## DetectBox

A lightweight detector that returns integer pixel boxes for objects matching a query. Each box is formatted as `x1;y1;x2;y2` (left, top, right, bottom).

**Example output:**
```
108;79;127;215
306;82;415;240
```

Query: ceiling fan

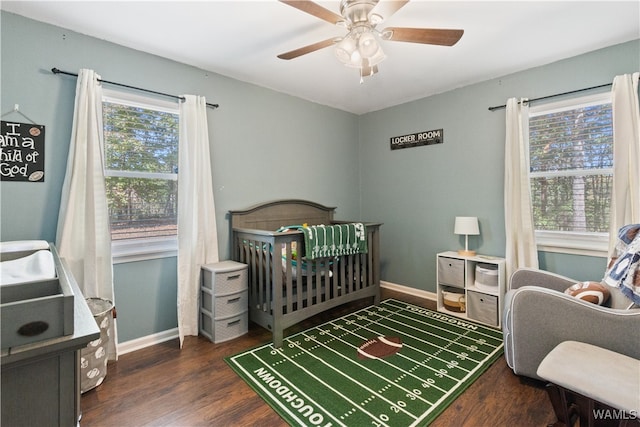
277;0;464;81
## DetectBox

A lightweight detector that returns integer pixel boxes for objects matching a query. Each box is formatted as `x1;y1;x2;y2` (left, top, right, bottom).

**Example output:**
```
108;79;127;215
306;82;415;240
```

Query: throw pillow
564;281;611;305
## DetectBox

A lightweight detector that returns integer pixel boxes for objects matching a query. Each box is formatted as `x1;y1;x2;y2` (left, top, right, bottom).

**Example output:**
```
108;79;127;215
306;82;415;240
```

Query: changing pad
0;249;56;286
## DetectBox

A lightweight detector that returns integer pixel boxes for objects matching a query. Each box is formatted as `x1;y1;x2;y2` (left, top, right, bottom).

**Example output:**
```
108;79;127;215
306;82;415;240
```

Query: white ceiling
2;1;639;114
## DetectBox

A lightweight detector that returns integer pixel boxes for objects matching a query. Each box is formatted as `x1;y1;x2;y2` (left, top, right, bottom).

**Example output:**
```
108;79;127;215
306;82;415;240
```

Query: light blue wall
1;12;359;342
2;11;637;342
359;40;639;290
113;258;178;341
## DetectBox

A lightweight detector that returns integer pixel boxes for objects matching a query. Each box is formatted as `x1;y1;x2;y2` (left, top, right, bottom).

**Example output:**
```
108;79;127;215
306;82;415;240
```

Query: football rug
225;299;504;427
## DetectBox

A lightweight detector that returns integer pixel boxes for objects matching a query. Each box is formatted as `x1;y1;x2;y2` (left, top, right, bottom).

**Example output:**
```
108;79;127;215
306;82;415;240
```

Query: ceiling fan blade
382;27;464;46
277;38;338;60
369;0;410;22
279;0;344;25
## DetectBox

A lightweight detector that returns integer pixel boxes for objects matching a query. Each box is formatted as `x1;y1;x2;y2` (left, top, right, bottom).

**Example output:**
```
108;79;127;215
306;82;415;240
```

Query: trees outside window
102;90;179;251
529;92;612;254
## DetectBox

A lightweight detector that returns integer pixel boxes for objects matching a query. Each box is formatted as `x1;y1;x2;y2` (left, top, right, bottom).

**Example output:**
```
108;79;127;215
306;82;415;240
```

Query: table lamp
454;216;479;256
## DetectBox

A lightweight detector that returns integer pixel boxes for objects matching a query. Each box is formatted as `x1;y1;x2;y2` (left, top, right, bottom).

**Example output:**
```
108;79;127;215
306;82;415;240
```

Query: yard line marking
301;330;439;405
315;324;450;396
327;320;462;384
338;308;489;370
353;303;491;352
384;303;502;345
364;316;487;369
342;320;472;375
288;338;420;421
280;340;400;426
375;308;498;359
342;311;479;366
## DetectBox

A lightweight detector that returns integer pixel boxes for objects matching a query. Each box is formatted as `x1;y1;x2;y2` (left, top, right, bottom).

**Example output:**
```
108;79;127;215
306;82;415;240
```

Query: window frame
528;91;612;258
102;88;179;263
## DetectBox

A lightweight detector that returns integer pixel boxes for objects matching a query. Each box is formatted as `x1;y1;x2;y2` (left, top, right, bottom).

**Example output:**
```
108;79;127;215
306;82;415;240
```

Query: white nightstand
436;251;506;328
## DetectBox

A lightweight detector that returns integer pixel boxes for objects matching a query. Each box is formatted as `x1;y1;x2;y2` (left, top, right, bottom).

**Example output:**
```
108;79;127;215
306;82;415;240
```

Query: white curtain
177;95;219;348
608;72;640;252
504;97;539;280
56;69;117;360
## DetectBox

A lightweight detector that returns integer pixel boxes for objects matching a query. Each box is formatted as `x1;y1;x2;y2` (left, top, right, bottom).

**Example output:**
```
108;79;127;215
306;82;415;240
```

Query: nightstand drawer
438;256;465;288
200;311;248;344
214;290;247;319
202;261;248;295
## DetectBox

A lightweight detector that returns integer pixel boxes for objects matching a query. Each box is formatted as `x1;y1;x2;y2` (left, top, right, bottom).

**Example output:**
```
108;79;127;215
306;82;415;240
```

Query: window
102;89;179;262
528;92;612;256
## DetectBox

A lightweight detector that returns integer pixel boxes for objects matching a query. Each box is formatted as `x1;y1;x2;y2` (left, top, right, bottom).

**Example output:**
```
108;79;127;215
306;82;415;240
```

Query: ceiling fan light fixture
358;31;385;66
336;28;385;69
335;32;359;66
358;31;377;56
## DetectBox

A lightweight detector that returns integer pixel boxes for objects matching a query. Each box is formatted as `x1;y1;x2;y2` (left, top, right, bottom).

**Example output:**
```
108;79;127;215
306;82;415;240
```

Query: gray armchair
502;267;640;381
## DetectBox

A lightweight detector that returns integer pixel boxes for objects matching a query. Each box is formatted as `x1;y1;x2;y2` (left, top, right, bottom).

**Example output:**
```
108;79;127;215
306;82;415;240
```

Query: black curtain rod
488;82;614;111
51;68;219;109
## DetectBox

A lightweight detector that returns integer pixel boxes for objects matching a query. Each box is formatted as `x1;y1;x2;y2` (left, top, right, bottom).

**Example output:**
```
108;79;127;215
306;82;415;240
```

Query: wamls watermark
593;408;638;421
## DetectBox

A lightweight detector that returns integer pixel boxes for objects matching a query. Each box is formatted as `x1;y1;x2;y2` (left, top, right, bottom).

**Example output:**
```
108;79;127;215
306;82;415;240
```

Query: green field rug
226;299;504;427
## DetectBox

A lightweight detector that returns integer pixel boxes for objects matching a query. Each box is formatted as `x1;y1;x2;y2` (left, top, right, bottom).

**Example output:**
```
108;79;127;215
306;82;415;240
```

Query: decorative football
357;336;403;360
564;281;610;305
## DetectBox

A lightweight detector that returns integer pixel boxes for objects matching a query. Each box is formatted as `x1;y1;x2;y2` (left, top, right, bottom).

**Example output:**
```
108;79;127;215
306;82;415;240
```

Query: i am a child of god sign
0;121;45;182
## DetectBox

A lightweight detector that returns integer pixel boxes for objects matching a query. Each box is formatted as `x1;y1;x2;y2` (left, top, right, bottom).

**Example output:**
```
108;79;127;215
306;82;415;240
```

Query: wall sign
390;129;443;150
0;121;45;182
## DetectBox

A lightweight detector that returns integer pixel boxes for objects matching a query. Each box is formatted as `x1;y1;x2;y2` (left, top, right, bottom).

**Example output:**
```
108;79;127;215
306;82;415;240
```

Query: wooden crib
229;199;381;347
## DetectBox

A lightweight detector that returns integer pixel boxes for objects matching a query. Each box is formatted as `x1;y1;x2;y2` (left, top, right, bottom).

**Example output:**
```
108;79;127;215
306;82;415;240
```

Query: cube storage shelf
199;261;249;343
436;251;506;328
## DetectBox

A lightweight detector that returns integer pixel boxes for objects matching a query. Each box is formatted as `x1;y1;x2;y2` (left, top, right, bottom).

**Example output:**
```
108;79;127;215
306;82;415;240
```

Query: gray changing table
1;263;100;426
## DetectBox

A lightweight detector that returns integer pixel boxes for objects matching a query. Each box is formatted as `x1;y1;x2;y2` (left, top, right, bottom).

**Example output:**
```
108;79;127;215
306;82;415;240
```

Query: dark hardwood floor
80;290;556;426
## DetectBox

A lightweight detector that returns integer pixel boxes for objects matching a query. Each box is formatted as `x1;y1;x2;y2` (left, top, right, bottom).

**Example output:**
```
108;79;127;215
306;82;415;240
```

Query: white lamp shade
454;217;479;235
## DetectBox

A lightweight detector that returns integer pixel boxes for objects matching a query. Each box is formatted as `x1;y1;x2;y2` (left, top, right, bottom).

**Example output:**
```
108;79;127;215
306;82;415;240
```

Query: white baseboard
381;281;437;301
117;327;178;355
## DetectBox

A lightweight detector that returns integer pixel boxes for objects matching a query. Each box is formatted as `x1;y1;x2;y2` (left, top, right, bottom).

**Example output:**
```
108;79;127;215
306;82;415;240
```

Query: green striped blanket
302;223;367;260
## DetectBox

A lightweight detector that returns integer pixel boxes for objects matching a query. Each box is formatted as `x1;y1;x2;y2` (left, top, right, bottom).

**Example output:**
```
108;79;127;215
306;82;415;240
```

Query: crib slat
315;259;323;303
249;240;259;311
339;255;346;296
241;239;255;310
284;241;295;315
356;253;363;291
294;241;302;312
262;241;268;313
330;257;338;298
